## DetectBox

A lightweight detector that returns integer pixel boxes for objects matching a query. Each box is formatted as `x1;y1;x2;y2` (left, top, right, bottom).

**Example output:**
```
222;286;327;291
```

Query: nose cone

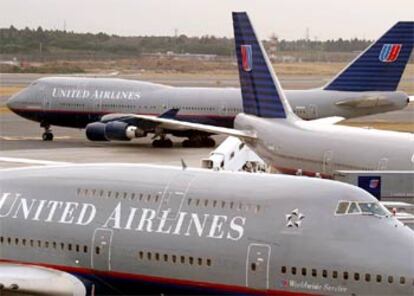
6;92;19;112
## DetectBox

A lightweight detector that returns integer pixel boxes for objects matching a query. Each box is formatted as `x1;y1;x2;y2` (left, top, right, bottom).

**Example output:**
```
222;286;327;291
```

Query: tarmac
0;73;413;170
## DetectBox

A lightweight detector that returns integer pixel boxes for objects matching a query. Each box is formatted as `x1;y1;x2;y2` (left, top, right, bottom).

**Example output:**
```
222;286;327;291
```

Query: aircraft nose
6;92;18;111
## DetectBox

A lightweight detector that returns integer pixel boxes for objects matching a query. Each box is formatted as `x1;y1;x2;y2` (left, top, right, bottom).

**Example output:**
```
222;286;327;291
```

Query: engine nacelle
85;122;108;141
104;121;133;141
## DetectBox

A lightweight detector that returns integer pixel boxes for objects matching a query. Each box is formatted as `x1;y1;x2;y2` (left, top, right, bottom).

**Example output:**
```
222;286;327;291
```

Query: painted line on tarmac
0;157;70;165
0;136;72;140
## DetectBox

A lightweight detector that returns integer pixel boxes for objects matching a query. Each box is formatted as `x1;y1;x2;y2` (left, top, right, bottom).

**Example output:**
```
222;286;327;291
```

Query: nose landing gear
41;122;54;141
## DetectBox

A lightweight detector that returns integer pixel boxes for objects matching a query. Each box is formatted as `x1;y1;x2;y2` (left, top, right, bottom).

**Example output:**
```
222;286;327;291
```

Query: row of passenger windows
77;188;260;214
137;251;212;267
0;236;89;254
281;266;412;286
187;197;261;213
77;188;161;203
59;102;241;113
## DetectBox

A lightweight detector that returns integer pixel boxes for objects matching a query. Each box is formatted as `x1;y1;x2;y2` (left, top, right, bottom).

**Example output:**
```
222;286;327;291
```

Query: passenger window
312;269;317;277
376;275;382;283
400;277;405;285
343;272;349;280
281;266;287;274
251;263;257;271
347;202;361;214
332;271;338;279
302;268;307;276
322;270;327;278
206;259;212;267
354;273;360;281
388;276;394;284
291;267;297;275
335;201;349;214
365;273;371;282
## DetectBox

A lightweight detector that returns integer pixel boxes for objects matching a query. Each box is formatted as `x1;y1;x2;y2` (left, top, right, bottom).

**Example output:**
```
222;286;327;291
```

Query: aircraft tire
152;139;161;147
182;139;193;148
203;137;216;148
163;139;173;148
42;132;53;141
153;139;173;148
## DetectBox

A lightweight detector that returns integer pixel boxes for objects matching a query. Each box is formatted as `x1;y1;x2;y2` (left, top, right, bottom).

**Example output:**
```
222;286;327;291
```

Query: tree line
0;26;373;56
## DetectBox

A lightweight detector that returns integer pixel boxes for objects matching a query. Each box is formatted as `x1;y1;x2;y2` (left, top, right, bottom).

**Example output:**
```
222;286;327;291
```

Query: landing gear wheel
42;132;53;141
163;139;173;148
203;137;216;148
182;139;192;148
152;138;173;148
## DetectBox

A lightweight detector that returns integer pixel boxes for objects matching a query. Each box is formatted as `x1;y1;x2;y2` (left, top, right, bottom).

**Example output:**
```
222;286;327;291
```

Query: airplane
1;163;414;295
109;12;414;176
6;21;414;148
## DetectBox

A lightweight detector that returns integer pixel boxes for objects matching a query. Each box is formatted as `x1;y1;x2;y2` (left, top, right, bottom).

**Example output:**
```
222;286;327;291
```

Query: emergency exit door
158;173;195;220
91;228;113;271
246;243;271;290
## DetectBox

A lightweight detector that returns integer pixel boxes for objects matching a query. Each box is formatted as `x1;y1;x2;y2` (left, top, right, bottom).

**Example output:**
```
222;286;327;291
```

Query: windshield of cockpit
335;200;390;217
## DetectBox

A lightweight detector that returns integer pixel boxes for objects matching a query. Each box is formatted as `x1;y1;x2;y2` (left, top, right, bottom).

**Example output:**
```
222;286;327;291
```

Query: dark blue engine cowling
104;121;131;141
85;122;108;141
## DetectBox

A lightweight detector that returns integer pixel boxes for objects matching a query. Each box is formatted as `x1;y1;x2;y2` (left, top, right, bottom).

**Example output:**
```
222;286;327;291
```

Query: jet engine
86;121;146;141
85;122;107;141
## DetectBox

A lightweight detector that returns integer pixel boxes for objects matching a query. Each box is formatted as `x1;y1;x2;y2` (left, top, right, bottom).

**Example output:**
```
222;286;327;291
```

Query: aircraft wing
100;113;257;140
0;263;86;295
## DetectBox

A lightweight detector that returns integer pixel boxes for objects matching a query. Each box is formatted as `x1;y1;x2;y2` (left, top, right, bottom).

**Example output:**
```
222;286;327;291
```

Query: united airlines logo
369;178;380;189
241;44;253;72
379;44;402;63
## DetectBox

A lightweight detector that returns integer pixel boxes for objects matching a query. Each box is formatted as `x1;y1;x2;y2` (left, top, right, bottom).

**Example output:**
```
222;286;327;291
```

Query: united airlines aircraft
6;21;413;147
133;13;414;175
1;163;413;295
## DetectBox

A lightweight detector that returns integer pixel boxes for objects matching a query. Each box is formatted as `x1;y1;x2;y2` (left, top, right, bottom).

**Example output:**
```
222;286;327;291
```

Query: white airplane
108;12;414;177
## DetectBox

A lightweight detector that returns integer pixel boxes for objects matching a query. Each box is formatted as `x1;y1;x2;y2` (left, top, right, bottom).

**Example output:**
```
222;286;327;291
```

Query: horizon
1;0;413;41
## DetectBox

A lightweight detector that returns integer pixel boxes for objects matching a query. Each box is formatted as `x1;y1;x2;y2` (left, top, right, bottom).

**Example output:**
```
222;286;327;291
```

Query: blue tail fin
325;21;414;92
233;12;290;118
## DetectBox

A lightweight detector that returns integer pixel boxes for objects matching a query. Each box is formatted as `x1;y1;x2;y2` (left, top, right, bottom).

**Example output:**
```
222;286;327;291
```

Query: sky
1;0;413;40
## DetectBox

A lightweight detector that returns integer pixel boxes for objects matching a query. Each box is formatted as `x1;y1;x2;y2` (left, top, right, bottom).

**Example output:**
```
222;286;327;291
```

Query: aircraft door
39;84;50;112
158;173;195;220
91;228;113;271
377;158;388;170
246;243;271;290
322;150;334;175
219;101;228;117
306;104;318;120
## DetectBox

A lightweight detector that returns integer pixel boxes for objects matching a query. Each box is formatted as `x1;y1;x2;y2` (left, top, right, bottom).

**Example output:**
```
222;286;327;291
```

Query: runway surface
0;73;412;170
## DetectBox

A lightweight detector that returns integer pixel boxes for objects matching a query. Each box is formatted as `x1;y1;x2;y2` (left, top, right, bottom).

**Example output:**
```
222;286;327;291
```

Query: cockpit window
358;202;388;217
335;202;349;214
335;201;389;218
347;202;361;214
